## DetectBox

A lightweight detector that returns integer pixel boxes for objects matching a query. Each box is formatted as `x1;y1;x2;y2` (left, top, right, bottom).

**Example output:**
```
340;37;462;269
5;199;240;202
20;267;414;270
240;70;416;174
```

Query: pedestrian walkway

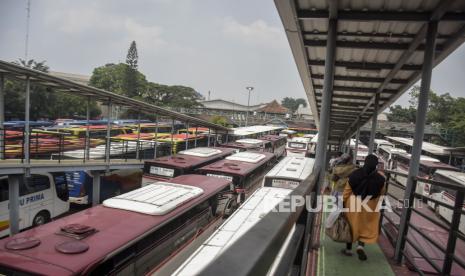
317;196;395;276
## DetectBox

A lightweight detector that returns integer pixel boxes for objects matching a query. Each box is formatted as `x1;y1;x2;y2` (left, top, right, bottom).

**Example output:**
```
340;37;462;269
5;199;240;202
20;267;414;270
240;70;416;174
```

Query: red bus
0;175;233;276
220;138;272;153
197;151;275;202
142;147;236;184
258;135;287;159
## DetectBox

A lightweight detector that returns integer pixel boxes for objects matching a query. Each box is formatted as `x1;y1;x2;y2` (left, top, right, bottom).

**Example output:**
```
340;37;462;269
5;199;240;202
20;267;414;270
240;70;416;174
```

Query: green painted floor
317;196;395;276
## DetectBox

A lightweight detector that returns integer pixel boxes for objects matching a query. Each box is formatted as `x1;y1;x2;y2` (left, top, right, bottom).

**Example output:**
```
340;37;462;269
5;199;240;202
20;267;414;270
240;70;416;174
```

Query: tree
89;63;147;97
387;105;416;123
4;59;100;120
143;83;204;109
281;97;307;113
126;41;138;70
210;115;228;126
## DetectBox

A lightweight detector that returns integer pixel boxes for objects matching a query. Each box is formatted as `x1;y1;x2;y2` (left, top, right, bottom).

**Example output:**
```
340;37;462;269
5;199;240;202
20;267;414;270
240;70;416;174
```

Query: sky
1;0;465;109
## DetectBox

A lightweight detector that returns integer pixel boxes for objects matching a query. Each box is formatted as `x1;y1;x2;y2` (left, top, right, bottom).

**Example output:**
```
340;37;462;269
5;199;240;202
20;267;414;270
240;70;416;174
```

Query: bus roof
173;186;292;276
230;125;284;136
434;170;465;186
265;157;315;181
259;135;286;142
396;152;458;170
290;137;311;143
386;136;451;156
378;146;407;154
103;182;204;215
235;138;265;144
178;147;223;157
225;152;268;163
198;152;274;176
374;139;394;147
145;147;235;169
0;175;231;276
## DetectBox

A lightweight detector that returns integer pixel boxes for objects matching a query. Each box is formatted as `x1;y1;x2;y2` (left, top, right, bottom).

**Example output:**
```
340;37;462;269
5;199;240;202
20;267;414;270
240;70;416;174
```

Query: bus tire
33;211;51;226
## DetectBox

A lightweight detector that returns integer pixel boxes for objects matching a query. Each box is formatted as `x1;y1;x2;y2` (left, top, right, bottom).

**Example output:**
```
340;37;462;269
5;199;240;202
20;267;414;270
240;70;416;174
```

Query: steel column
85;96;91;161
8;175;20;235
171;119;175;155
154;116;158;159
314;18;337;188
207;128;211;147
442;190;465;274
135;113;141;160
394;21;438;263
105;99;112;163
354;128;360;164
24;76;31;164
91;171;101;206
0;74;4;160
185;122;189;150
368;93;380;154
194;127;198;148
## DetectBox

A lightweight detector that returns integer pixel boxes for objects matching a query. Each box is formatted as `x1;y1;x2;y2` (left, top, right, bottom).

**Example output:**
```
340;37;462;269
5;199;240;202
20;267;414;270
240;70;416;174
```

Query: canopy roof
0;60;229;131
275;0;465;143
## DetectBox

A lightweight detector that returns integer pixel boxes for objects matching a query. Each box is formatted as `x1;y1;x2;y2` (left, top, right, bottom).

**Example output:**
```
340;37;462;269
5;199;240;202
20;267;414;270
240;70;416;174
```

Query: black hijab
348;154;385;199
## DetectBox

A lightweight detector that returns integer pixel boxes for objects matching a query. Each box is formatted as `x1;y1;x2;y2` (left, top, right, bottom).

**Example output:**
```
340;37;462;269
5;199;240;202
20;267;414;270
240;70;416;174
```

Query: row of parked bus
0;151;314;275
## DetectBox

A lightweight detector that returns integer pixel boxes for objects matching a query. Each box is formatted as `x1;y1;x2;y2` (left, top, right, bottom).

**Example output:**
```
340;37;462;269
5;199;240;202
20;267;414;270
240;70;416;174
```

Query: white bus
173;157;315;276
0;173;70;237
262;156;315;189
374;139;394;152
378;146;407;170
286;137;313;157
430;170;465;234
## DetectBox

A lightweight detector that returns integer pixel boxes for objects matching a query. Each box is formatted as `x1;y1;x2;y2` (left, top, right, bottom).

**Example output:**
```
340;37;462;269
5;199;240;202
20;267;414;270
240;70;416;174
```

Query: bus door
0;178;29;236
51;172;70;215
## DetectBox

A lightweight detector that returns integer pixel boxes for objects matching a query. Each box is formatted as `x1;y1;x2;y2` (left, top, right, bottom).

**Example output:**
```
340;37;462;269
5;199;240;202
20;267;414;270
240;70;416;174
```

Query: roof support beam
315;92;390;101
344;0;456;138
303;30;450;39
304;39;444;51
313;84;397;94
312;74;408;84
314;15;337;190
297;10;465;22
308;59;422;70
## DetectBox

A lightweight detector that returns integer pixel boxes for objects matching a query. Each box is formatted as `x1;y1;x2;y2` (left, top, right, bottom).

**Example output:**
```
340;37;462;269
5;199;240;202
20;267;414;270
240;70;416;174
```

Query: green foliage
387;105;416;123
143;83;204;108
126;41;138;70
281;97;307;113
89;63;147;97
4;59;100;120
210;115;228;127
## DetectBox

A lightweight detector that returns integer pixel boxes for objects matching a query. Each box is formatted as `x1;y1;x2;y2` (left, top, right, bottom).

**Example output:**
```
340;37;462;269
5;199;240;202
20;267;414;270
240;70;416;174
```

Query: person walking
341;154;385;261
331;153;356;199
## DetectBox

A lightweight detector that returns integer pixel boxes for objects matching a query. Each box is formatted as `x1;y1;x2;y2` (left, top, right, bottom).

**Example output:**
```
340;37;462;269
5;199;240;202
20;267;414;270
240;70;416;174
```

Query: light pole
245;86;254;126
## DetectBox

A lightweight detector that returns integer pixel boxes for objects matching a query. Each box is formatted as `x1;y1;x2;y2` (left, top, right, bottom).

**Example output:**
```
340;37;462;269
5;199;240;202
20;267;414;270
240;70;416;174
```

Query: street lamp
245;86;254;126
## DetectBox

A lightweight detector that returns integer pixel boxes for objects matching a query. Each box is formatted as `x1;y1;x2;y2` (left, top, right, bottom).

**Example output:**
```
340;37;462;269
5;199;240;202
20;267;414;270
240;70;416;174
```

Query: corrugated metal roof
0;60;229;131
275;0;465;143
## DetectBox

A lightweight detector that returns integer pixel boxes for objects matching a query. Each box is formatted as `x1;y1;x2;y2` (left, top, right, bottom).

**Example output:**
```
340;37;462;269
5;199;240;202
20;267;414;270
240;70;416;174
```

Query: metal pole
105;98;112;163
135;113;141;160
85;96;90;161
354;128;360;165
394;20;438;263
194;127;198;148
245;87;253;126
24;76;31;164
91;171;101;206
0;73;4;160
226;131;229;143
368;93;380;154
185;122;189;150
8;175;20;235
154;116;158;159
442;190;465;274
207;128;211;147
314;18;337;189
214;130;217;147
171;119;175;155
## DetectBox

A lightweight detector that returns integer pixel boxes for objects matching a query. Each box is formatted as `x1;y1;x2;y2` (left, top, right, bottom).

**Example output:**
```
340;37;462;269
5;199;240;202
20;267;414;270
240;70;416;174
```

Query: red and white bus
0;175;233;276
142;147;235;184
197;151;275;202
258;135;287;159
392;152;459;196
286;137;313;158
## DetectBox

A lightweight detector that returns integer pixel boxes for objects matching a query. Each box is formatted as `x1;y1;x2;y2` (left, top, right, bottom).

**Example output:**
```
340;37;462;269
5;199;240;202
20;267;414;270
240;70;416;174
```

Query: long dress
342;182;386;243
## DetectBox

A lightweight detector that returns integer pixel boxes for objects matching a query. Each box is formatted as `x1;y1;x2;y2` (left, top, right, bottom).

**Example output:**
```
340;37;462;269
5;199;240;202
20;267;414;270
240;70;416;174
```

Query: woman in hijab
341;154;386;261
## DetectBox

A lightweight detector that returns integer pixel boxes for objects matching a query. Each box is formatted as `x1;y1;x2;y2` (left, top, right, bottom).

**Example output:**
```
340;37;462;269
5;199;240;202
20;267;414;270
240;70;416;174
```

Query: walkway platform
0;158;144;174
317;196;395;276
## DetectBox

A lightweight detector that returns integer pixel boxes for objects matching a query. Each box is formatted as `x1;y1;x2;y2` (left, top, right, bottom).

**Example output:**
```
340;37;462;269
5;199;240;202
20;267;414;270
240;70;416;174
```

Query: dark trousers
346;241;365;250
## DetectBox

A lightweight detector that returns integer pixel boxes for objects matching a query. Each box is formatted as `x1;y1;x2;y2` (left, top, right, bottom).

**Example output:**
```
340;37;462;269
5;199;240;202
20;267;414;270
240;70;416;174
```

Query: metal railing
199;169;321;275
381;170;465;275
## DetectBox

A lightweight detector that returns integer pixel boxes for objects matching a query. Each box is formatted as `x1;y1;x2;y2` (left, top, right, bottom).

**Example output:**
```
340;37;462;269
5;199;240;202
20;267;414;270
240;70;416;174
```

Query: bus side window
0;179;8;202
22;175;51;196
52;173;70;202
